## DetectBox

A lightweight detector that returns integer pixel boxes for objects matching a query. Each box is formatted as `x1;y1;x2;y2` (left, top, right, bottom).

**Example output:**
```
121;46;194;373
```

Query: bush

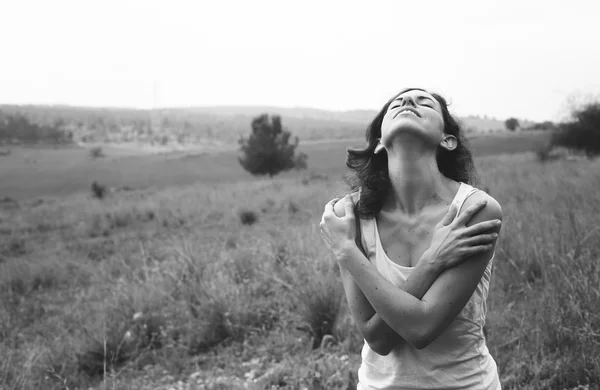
294;152;308;170
77;310;165;378
553;102;600;156
90;146;105;158
505;117;520;131
535;140;555;163
276;258;344;349
91;181;107;199
238;114;307;177
238;209;258;225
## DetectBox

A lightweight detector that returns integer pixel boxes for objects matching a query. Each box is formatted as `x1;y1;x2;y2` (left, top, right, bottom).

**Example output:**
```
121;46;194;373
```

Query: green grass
2;131;597;390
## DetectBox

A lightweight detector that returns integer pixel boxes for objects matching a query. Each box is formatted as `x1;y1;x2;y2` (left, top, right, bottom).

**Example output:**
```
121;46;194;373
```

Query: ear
440;135;458;151
374;139;386;154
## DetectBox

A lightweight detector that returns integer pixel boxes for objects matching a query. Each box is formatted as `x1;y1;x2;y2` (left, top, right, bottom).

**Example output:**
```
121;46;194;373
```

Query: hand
422;199;501;271
320;195;357;260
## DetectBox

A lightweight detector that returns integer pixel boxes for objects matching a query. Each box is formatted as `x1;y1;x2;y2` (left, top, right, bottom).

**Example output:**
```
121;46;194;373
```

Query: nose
400;95;417;107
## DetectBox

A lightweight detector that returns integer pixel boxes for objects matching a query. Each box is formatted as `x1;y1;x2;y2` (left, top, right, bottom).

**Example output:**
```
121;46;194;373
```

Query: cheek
425;112;445;134
380;113;394;136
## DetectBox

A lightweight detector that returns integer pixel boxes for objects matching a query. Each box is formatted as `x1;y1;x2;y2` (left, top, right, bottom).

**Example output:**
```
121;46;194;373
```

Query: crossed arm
333;192;502;352
338;214;442;354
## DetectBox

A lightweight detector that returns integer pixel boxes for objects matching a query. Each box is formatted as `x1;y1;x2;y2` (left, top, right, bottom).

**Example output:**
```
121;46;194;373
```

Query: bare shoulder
460;188;503;226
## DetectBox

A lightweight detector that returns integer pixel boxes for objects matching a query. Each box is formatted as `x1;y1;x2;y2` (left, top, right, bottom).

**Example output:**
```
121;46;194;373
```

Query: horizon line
0;101;539;122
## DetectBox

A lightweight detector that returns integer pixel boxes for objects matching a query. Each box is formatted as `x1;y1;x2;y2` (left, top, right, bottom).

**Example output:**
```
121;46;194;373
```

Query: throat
383;142;449;216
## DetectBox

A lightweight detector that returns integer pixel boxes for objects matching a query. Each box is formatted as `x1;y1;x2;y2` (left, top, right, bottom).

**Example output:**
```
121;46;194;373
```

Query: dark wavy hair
344;88;477;219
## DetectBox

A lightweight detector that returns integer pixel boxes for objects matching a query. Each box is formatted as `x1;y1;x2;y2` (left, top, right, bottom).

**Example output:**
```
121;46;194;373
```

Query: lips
394;107;421;118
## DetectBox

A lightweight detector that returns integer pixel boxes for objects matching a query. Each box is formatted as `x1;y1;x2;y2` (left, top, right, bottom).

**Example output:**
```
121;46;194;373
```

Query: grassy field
2;131;599;390
0;131;551;201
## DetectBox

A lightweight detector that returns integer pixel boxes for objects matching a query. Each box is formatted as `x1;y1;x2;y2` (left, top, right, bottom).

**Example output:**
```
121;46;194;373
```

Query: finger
463;233;498;246
463;244;494;257
323;198;341;214
343;195;356;220
454;199;488;226
440;202;458;226
329;197;342;205
463;219;502;236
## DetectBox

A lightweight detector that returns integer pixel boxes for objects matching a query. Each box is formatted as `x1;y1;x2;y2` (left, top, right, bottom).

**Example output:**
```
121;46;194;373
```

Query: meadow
1;131;550;201
1;131;599;390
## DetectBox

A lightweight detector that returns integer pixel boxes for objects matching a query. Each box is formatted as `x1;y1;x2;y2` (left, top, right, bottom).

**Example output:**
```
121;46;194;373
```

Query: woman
319;88;502;389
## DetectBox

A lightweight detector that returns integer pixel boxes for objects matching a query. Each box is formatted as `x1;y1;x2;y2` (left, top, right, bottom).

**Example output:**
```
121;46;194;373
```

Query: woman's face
380;89;445;148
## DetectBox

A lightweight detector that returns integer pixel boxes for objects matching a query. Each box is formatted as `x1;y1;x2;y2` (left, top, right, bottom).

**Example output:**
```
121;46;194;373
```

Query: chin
384;122;428;140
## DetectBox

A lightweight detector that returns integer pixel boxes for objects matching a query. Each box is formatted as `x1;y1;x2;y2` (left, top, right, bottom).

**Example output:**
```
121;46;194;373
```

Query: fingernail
481;199;488;205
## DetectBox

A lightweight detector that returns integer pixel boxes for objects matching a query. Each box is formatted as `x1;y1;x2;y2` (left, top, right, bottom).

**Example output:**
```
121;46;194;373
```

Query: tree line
0;111;73;145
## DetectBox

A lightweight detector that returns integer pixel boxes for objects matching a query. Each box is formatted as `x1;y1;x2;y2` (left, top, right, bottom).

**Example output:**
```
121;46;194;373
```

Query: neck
382;134;453;216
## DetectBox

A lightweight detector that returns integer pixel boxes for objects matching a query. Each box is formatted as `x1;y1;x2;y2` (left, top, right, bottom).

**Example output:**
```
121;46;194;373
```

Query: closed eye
417;97;436;108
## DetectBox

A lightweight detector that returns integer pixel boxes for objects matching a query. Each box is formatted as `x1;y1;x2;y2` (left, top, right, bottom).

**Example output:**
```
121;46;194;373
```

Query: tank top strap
453;183;482;220
356;188;377;257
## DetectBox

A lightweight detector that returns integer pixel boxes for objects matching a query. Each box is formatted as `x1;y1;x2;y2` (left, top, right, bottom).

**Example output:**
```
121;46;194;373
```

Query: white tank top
356;183;501;390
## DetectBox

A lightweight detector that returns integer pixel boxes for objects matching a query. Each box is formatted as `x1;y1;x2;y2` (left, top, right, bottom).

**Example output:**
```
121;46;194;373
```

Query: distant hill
0;104;538;148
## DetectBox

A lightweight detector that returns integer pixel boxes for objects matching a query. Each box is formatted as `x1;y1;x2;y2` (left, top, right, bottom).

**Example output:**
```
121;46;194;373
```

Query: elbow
365;337;394;356
366;329;431;352
412;336;433;350
405;327;435;350
362;328;396;356
405;307;437;349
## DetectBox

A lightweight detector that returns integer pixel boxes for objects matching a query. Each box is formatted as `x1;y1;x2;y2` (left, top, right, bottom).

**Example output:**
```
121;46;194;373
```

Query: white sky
0;0;599;122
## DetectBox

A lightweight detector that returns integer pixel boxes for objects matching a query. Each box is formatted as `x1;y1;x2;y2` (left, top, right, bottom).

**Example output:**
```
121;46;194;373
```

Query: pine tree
238;114;307;177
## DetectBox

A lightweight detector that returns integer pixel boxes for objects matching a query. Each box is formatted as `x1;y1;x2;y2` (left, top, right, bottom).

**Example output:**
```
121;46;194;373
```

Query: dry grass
0;151;598;389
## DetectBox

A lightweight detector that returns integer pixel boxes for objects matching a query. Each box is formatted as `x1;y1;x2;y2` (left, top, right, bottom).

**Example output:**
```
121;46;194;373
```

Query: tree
553;102;600;157
505;117;520;131
238;114;307;177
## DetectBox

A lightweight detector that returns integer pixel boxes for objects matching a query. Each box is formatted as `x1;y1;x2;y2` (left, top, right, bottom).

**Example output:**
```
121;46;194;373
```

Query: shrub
553;102;600;156
90;146;105;158
2;236;27;258
535;140;555;163
505;117;520;131
238;114;307;177
0;196;19;210
294;152;308;170
91;181;107;199
238;209;258;225
276;258;344;349
77;310;165;378
288;201;300;214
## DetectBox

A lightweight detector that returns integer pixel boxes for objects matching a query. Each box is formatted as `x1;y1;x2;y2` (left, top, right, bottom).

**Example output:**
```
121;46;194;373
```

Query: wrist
420;250;444;275
334;241;358;262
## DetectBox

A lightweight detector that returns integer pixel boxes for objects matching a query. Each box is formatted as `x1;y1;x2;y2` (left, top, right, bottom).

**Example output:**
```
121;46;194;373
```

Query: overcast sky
1;0;598;122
